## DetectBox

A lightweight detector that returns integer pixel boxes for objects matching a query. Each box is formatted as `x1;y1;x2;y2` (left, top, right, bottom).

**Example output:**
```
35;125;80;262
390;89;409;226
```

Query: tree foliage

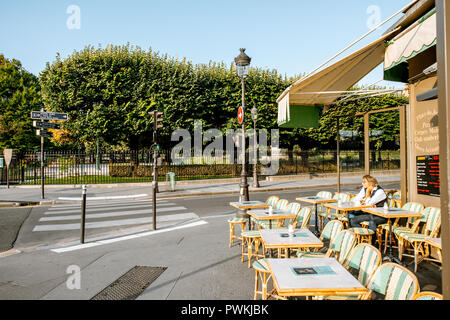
0;54;42;150
6;44;409;152
39;45;293;151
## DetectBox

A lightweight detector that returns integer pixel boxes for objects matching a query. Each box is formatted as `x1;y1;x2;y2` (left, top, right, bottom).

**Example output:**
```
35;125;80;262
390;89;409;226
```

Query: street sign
238;106;244;124
31;111;68;121
36;129;53;138
33;121;61;130
3;149;13;167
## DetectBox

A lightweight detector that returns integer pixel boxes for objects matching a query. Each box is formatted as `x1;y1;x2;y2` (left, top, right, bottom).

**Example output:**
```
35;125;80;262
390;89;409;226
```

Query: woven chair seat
252;258;269;272
242;230;261;238
349;227;375;235
296;251;326;258
394;231;429;243
360;221;370;228
228;217;247;223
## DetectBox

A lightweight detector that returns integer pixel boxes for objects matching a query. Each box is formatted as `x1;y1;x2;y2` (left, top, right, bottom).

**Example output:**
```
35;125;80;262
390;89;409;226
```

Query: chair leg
229;223;235;248
248;240;253;268
241;237;246;263
254;270;259;300
262;273;267;300
398;238;403;261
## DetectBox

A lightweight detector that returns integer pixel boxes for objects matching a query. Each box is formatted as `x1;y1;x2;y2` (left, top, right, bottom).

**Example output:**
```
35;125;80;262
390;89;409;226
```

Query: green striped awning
384;8;436;83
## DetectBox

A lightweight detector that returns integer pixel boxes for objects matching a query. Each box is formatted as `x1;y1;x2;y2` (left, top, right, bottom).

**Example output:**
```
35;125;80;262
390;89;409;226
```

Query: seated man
349;175;387;232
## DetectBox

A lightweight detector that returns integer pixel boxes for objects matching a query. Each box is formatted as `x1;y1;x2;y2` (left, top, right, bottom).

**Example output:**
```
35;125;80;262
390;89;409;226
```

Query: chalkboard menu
417;155;440;197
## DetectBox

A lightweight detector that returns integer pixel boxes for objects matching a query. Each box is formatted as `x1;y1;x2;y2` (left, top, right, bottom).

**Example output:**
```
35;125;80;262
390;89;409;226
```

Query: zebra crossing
33;199;202;233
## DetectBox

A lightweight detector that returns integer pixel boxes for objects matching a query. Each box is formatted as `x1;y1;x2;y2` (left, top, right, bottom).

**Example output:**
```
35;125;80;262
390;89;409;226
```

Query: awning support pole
364;113;370;175
436;0;450;300
399;105;408;206
337;118;340;193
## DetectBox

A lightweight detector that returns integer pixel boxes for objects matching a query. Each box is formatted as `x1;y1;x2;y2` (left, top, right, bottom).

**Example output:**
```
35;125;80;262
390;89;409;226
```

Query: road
5;182;401;251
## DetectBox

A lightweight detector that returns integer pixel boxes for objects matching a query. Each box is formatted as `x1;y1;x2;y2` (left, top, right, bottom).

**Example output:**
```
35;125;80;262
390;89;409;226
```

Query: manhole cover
91;266;167;300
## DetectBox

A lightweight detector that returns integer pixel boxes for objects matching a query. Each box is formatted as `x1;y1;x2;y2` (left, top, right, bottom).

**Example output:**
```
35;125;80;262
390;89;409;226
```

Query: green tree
0;54;42;150
39;45;294;151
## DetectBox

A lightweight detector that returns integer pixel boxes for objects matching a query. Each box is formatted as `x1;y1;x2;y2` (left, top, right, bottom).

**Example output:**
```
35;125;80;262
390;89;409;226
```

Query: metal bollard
80;185;87;243
152;181;157;230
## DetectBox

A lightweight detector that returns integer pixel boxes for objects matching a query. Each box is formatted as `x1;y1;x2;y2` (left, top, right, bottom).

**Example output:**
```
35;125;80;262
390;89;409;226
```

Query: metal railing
0;149;400;185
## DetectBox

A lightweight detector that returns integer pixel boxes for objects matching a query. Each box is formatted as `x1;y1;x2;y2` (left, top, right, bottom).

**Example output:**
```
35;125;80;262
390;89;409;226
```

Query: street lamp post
251;106;259;188
234;48;251;205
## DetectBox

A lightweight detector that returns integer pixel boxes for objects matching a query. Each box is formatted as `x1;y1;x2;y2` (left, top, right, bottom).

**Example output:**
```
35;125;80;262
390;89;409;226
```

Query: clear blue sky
1;0;412;88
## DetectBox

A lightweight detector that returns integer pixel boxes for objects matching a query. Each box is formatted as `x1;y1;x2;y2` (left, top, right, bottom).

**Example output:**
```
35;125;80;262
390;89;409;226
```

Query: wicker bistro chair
361;262;419;300
252;258;272;300
297;230;357;265
272;202;302;229
318;243;382;300
412;291;443;300
390;191;402;208
318;193;351;229
292;207;312;229
250;196;280;230
358;198;398;247
228;217;248;247
395;207;441;272
312;191;333;230
376;202;425;253
241;230;264;268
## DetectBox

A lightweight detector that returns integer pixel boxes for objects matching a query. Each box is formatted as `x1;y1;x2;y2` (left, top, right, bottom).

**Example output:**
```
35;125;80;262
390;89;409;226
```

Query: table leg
383;218;403;265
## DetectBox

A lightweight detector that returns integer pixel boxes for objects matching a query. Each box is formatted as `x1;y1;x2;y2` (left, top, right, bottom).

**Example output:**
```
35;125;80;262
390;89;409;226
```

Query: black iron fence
0;149;400;185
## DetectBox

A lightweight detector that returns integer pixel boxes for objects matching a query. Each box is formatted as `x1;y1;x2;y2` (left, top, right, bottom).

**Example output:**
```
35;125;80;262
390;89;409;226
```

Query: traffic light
148;110;163;130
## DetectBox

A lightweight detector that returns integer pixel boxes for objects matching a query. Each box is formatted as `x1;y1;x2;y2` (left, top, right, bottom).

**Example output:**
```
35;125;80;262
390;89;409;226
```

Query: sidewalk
0;170;400;205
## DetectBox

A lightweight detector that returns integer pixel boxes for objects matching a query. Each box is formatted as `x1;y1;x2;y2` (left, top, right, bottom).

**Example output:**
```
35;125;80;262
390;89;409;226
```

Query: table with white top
229;201;269;229
267;257;368;298
260;228;323;258
247;209;297;229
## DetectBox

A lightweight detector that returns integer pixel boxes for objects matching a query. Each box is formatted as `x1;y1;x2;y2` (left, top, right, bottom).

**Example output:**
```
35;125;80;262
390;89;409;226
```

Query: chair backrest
328;230;357;263
364;262;419;300
320;220;344;243
316;191;332;199
275;199;289;211
391;191;401;200
423;207;441;236
344;243;382;286
402;202;424;213
402;202;425;227
413;291;443;300
333;193;351;202
266;196;279;207
386;198;396;208
286;202;301;215
293;207;311;229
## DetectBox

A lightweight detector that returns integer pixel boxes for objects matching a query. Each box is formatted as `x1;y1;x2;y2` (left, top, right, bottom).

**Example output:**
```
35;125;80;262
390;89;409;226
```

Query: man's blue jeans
349;210;387;231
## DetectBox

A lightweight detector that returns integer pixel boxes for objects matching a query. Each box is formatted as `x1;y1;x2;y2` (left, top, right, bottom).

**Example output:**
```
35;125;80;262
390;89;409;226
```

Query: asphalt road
4;182;402;252
0;207;32;252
